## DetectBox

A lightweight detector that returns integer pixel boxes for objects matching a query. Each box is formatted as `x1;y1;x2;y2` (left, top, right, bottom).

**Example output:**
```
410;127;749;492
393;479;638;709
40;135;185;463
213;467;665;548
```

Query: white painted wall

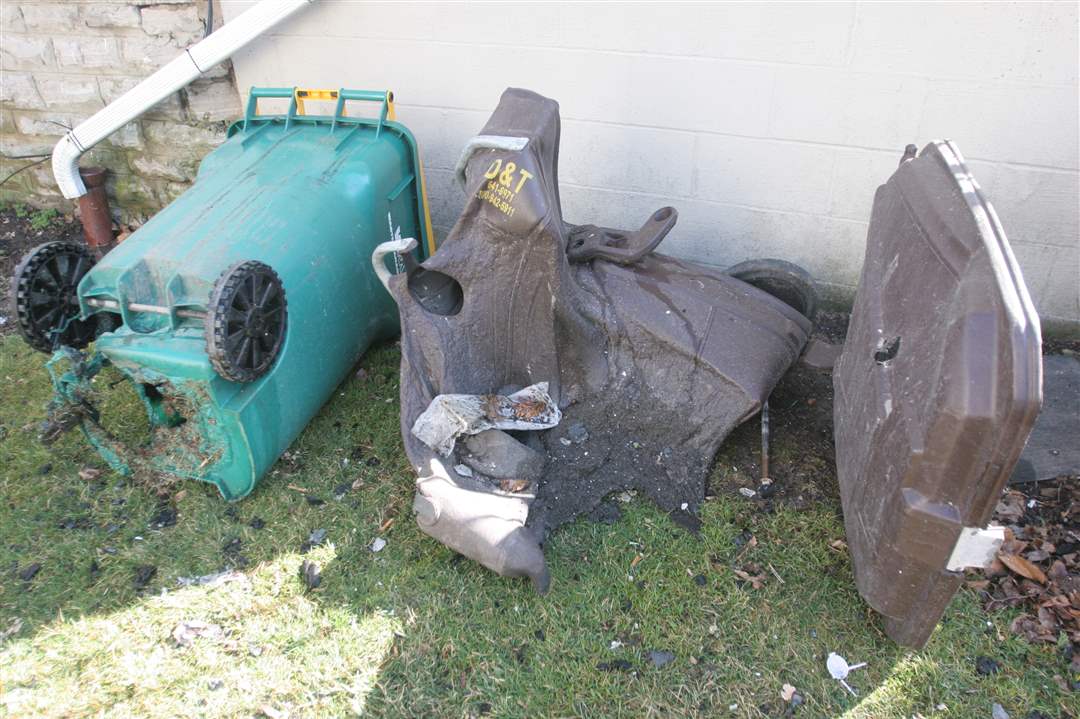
222;1;1079;331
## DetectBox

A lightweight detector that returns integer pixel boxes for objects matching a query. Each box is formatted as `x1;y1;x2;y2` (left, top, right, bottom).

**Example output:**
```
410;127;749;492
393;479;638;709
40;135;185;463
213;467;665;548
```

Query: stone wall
0;0;241;223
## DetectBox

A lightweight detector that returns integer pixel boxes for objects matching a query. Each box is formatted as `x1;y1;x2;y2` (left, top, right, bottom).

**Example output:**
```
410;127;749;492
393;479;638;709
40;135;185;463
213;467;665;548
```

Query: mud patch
709;312;847;509
530;380;709;535
710;363;839;509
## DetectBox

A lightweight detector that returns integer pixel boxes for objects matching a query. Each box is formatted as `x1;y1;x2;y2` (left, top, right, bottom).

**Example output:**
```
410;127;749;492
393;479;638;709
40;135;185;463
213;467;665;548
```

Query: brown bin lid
833;141;1042;648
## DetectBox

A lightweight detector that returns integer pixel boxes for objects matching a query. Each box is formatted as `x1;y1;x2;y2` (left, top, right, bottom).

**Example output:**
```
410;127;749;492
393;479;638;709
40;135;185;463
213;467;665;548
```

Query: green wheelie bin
11;87;435;499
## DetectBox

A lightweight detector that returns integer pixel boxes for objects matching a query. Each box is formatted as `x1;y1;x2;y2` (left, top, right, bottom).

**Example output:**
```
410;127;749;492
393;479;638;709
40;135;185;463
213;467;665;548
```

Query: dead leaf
999;527;1030;556
1;617;23;641
171;620;222;647
994;491;1026;523
1041;594;1069;609
1047;559;1069;582
1025;549;1051;563
983;556;1008;577
998;553;1047;584
732;564;766;589
829;539;847;552
78;467;102;481
961;478;1074;648
499;479;530;493
1010;614;1055;643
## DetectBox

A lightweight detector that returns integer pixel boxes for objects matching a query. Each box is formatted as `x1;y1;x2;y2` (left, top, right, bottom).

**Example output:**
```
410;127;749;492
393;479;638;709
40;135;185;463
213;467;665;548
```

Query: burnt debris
384;88;813;592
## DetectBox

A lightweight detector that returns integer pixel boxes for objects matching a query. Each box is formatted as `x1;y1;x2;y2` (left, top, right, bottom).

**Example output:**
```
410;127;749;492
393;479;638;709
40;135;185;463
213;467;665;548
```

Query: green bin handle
332;89;394;135
242;87;395;133
242;87;297;130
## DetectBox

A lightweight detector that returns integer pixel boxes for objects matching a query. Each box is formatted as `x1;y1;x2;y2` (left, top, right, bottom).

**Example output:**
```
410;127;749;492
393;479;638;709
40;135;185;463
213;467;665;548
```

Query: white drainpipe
52;0;315;199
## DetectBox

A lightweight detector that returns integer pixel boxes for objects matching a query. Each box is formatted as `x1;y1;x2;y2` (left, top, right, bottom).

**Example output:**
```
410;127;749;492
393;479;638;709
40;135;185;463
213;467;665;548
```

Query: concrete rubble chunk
463;430;546;481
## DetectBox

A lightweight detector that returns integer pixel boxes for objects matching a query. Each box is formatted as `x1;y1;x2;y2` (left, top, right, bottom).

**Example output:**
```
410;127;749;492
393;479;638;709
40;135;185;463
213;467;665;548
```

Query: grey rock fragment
649;650;675;668
299;560;321;590
463;430;546;480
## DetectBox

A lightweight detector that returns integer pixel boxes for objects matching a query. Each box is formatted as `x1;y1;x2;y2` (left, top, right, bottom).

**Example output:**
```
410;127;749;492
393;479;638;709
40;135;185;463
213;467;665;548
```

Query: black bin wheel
725;258;818;322
11;240;110;353
206;260;287;383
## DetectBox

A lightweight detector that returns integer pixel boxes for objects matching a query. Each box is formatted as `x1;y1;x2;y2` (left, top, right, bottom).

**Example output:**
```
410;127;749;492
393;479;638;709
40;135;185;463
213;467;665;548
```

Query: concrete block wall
223;0;1079;332
0;0;241;221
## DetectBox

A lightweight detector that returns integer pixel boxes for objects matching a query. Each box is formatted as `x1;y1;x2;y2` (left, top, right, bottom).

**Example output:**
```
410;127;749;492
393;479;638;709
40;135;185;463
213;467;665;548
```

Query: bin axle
85;297;208;320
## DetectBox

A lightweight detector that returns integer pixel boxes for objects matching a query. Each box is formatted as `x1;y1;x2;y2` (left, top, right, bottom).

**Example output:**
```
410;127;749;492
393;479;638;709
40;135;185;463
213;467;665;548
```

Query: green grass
0;334;1073;718
27;208;59;232
0;201;61;230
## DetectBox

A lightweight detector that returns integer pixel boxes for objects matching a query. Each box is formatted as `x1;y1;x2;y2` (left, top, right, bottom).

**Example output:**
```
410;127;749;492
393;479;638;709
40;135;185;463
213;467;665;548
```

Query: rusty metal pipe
76;167;115;258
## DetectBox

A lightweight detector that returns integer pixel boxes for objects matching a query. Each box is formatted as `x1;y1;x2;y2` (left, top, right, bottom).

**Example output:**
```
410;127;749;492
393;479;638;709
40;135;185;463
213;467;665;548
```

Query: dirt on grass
1045;336;1080;356
0;206;84;338
709;310;847;511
